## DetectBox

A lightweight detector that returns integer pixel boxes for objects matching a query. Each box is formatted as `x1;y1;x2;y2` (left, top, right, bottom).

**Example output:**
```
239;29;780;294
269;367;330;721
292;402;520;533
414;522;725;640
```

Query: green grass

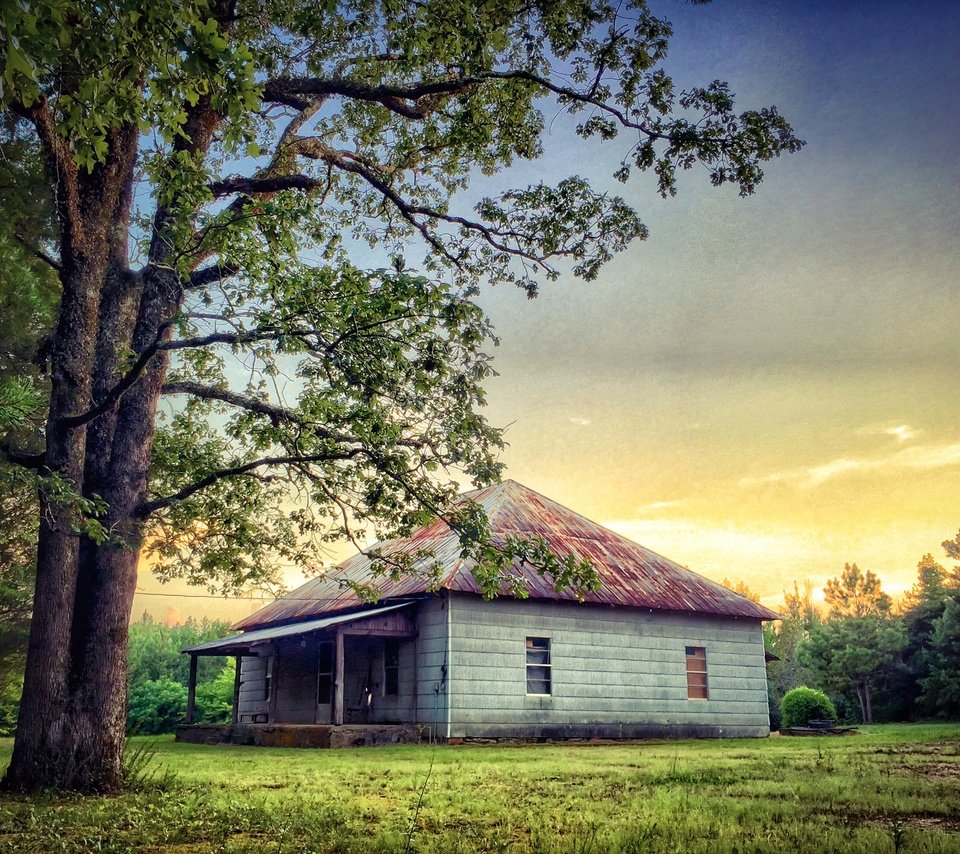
1;724;958;852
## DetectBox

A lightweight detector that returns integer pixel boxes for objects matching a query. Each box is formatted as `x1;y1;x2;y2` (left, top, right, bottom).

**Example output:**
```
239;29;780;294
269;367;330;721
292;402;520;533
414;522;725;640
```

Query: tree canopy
0;0;802;791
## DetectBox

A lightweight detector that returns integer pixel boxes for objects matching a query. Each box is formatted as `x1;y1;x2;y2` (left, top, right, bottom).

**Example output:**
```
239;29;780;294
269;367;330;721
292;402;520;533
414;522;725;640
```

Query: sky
133;0;960;624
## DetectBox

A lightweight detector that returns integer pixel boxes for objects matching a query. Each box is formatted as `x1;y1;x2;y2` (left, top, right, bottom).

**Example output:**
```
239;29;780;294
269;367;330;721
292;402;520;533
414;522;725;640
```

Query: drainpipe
446;593;452;740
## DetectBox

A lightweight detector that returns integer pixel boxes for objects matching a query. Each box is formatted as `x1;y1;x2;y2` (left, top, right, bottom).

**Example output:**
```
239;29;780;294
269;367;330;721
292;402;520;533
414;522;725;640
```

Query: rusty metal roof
234;480;778;630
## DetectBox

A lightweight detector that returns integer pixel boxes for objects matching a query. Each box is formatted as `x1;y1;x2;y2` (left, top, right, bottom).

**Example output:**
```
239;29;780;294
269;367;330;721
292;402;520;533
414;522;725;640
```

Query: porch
178;603;423;734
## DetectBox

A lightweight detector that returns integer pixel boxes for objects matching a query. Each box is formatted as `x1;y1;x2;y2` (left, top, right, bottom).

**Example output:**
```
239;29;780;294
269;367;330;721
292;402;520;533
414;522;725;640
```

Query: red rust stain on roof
233;480;778;630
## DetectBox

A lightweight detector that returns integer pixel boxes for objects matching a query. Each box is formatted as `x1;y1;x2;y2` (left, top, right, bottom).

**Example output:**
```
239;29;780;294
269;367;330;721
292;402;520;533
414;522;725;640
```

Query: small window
384;639;400;696
526;637;551;695
685;646;708;700
317;642;334;704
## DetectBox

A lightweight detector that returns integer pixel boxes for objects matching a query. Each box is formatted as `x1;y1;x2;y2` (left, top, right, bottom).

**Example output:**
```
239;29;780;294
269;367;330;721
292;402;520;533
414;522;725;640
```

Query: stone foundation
175;723;429;749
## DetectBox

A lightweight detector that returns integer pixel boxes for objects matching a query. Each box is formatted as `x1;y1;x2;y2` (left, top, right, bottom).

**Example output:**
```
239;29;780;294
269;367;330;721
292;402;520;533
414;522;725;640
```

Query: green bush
127;677;187;734
195;664;235;724
780;686;837;728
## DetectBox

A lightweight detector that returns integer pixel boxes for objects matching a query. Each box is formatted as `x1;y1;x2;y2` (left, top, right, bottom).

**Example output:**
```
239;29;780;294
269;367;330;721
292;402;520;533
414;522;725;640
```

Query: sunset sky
134;0;960;624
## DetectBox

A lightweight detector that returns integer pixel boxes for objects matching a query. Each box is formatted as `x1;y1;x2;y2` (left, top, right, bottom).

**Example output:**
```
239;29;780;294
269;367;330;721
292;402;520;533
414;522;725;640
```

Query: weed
121;739;177;792
887;815;907;854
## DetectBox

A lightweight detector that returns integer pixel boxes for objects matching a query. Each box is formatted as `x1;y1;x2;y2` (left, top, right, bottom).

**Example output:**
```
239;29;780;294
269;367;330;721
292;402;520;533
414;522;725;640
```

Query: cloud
885;424;921;442
567;417;592;426
634;500;682;514
857;423;922;443
740;441;960;490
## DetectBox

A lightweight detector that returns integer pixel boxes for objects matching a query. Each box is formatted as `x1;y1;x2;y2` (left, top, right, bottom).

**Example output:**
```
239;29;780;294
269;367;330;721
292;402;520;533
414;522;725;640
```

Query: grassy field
0;724;958;853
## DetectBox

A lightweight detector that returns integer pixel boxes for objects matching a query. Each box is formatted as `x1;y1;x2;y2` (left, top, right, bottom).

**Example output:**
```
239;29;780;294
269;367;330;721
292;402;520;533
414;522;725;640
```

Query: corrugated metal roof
186;603;414;654
234;480;779;630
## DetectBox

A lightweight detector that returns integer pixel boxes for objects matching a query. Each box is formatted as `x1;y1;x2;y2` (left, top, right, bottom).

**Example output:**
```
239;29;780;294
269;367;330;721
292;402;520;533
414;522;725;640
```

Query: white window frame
525;636;552;696
383;638;400;697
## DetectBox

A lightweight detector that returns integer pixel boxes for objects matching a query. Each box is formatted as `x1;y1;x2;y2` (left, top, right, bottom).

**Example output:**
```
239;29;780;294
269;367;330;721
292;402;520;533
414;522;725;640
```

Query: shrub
196;664;235;724
127;677;187;734
780;686;837;728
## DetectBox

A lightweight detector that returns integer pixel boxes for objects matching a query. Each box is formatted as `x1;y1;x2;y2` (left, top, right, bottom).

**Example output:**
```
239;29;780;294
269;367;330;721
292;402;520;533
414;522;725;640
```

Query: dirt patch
888;760;960;780
846;812;960;834
922;761;960;780
874;742;960;757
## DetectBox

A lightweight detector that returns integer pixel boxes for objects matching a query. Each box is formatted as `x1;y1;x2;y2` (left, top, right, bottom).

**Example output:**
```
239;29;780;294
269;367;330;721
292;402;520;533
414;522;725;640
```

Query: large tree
0;0;801;791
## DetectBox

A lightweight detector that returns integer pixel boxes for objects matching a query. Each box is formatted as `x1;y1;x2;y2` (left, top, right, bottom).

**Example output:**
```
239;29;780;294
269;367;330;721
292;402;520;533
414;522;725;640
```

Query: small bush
780;686;837;728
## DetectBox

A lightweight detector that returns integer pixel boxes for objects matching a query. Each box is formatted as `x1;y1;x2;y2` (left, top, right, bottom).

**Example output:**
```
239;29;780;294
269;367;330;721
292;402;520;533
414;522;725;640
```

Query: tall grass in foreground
0;723;957;853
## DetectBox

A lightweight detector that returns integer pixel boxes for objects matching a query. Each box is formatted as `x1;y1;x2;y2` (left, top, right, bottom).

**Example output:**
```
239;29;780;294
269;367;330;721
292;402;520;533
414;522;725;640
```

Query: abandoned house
178;479;778;746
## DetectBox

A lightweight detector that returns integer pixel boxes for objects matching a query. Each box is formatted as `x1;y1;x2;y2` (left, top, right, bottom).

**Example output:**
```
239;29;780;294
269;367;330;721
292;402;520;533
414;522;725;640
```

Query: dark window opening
685;646;708;700
526;637;551;695
384;638;400;696
317;641;334;705
264;655;275;702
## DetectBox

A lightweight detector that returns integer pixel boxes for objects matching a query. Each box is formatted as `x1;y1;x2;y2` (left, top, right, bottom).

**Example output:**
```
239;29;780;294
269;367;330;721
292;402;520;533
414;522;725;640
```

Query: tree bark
4;247;108;790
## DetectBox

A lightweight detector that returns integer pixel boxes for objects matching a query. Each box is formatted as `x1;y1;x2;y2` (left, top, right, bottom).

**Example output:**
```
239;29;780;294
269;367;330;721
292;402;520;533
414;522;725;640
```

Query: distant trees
126;615;234;733
823;563;892;618
800;613;905;724
770;543;960;726
919;599;960;718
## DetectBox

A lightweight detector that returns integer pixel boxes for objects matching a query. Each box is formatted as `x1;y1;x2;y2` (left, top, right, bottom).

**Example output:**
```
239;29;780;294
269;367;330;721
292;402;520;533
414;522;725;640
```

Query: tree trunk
862;680;873;724
4;81;221;791
2;123;158;791
4;247;108;790
854;684;867;724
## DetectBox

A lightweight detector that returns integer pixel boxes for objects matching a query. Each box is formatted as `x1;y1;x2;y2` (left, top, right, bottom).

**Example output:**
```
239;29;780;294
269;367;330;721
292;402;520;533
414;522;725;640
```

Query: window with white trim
525;637;551;695
685;646;708;699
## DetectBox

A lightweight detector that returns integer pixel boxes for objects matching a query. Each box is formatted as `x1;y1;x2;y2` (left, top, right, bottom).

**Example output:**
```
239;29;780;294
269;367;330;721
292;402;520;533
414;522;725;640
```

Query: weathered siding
415;596;449;737
272;639;318;723
447;594;769;739
237;653;271;723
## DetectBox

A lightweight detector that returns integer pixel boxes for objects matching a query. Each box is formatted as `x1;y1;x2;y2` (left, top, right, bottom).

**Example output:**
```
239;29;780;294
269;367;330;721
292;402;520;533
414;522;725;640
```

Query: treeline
0;614;235;736
761;531;960;727
126;614;236;734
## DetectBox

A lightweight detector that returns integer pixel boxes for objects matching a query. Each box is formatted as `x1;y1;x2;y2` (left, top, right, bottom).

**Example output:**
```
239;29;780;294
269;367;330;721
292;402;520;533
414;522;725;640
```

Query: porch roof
182;602;414;656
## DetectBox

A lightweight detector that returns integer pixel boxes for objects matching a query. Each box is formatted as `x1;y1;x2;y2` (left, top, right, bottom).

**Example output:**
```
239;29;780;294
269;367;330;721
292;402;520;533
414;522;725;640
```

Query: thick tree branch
13;232;62;272
161;380;295;426
0;442;44;470
139;450;364;517
262;76;476;118
187;262;240;289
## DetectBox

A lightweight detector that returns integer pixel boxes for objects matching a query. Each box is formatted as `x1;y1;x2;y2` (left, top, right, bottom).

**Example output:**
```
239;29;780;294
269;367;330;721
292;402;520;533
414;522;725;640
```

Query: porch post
334;627;345;726
186;653;198;724
232;655;243;724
